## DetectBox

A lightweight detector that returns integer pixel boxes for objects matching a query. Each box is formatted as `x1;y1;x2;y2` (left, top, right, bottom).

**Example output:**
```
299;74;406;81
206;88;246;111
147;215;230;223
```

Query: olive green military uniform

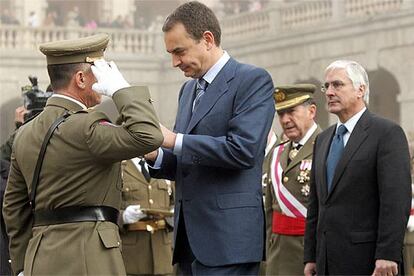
265;128;321;275
120;159;174;275
2;34;163;276
264;84;321;275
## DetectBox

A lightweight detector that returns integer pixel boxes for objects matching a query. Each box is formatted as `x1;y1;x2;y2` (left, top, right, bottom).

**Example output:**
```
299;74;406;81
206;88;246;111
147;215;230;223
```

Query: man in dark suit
304;60;411;275
145;1;275;275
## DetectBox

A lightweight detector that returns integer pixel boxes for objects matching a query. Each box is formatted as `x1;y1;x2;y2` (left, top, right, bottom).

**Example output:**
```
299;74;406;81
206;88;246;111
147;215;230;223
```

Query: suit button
125;187;130;192
149;199;154;205
192;156;200;164
283;176;289;183
148;185;152;190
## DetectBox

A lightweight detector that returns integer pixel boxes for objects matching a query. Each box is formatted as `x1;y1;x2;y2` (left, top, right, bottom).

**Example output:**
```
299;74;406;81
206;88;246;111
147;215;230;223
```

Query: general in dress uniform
120;158;174;276
264;84;321;275
2;34;163;276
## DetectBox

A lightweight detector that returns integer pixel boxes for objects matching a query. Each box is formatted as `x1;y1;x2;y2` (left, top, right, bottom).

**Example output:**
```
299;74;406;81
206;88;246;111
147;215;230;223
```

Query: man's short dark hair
162;1;221;46
47;63;90;90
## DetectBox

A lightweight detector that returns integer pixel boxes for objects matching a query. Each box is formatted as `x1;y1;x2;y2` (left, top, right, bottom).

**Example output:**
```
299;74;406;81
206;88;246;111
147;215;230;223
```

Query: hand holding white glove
123;204;146;224
408;215;414;232
91;59;130;97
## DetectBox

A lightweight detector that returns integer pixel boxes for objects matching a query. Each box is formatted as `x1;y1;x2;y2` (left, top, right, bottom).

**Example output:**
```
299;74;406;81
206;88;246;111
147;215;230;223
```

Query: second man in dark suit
304;60;411;275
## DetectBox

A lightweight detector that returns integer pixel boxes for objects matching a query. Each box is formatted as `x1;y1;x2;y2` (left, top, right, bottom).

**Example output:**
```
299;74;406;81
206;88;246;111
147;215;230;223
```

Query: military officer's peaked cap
274;84;316;111
39;33;110;65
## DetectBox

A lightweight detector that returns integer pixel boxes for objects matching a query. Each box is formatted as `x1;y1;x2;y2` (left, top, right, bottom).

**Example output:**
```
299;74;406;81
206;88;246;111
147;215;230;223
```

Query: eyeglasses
321;80;347;93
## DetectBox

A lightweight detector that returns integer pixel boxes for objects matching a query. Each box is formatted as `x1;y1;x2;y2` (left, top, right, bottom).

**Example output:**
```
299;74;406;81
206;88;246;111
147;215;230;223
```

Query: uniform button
8;259;11;263
117;241;120;246
148;185;152;190
149;199;154;204
125;187;130;192
283;176;289;183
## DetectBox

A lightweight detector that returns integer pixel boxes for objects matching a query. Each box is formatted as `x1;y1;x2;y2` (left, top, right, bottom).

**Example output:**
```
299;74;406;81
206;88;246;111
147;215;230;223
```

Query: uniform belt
127;219;166;232
33;206;119;226
272;211;305;236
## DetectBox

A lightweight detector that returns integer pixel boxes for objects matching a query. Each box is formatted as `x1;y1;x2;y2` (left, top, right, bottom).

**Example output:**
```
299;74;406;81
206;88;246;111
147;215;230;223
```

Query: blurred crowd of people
0;0;269;31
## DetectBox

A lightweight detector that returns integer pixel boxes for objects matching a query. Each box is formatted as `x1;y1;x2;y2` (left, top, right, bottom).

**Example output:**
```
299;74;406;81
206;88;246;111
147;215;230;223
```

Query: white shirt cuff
173;133;183;156
148;148;164;169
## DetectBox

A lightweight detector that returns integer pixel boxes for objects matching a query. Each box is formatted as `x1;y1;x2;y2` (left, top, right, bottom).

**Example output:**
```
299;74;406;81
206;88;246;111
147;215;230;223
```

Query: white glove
91;59;130;97
123;204;146;224
408;216;414;232
17;272;24;276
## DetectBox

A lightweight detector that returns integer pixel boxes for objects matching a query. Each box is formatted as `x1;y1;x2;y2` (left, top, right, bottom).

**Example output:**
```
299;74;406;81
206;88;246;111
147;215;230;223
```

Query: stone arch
367;68;400;124
294;78;330;129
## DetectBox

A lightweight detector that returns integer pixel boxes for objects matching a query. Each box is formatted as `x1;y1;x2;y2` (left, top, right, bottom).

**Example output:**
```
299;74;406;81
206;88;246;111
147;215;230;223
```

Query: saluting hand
91;59;130;97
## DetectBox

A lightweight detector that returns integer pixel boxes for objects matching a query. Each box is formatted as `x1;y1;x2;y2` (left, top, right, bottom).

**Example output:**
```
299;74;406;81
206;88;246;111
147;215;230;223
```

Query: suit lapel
279;142;290;171
326;110;370;200
185;59;236;133
320;126;336;202
180;81;197;132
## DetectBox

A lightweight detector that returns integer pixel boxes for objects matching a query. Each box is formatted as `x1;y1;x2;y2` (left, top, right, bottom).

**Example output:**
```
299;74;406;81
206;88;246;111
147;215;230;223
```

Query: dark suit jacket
150;58;275;266
304;110;411;275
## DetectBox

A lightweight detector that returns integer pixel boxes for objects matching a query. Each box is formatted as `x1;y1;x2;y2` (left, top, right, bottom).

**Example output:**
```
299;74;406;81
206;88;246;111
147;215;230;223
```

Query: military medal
297;159;312;196
301;184;310;197
289;148;299;160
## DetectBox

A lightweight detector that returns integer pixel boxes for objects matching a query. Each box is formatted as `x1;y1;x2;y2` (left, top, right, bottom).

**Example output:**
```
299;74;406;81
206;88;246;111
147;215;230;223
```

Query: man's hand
160;124;176;149
144;150;159;162
15;106;28;124
123;205;146;224
91;59;130;97
304;262;317;276
371;259;398;276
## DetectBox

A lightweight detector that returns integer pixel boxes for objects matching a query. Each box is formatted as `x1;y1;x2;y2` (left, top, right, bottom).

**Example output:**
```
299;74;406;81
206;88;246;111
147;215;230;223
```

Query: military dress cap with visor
274;84;316;112
39;33;109;65
274;83;316;161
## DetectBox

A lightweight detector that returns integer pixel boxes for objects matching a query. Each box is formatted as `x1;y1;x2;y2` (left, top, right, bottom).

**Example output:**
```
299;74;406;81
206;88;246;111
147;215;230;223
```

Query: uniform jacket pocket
98;228;121;248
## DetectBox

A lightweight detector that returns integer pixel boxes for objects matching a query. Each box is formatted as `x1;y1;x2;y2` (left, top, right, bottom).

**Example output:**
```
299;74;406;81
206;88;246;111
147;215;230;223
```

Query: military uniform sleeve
85;86;163;162
3;152;33;275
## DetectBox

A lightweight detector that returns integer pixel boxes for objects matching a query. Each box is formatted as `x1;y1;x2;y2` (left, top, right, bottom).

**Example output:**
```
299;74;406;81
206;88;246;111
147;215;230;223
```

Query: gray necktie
326;124;347;192
192;78;207;112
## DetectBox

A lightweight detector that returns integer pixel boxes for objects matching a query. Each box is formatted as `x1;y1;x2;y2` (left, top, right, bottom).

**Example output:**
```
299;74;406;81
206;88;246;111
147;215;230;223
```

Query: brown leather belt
127;219;166;232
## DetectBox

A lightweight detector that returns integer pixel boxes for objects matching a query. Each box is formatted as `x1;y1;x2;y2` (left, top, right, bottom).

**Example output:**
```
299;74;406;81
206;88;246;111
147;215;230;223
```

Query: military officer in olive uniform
120;157;174;275
264;84;322;275
2;34;163;276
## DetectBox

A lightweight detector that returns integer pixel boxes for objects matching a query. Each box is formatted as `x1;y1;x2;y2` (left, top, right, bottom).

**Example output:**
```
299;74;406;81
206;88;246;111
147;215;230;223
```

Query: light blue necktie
192;78;207;112
326;124;347;192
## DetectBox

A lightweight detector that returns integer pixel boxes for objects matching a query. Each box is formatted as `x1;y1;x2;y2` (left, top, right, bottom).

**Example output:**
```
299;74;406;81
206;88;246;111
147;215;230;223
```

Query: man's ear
309;104;317;119
75;70;86;89
203;31;215;50
357;84;366;99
